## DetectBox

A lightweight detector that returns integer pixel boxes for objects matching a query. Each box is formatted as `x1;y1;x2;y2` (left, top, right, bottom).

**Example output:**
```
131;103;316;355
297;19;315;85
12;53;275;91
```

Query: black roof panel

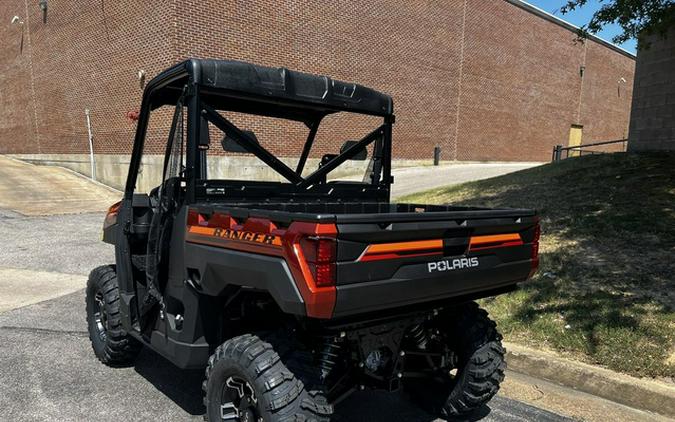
146;59;393;118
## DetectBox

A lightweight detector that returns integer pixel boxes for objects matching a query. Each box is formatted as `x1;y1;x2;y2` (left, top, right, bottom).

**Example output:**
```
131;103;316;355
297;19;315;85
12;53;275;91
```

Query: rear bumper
332;259;530;317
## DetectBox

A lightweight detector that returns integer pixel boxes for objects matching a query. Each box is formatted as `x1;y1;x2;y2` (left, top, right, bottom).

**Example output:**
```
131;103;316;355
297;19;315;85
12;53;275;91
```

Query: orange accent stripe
188;226;216;236
360;251;441;262
469;233;522;251
359;239;443;262
365;239;443;254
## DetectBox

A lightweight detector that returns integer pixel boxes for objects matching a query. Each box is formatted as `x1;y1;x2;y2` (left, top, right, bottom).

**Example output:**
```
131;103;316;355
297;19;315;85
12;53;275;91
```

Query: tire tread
442;302;506;417
85;265;141;366
203;334;332;422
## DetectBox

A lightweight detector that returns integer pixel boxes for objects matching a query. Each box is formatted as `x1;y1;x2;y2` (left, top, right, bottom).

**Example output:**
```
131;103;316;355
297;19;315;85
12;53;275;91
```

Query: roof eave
505;0;636;59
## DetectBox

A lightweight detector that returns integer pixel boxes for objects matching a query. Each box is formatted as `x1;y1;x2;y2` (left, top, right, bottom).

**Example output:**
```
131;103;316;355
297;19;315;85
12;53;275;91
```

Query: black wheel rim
219;376;261;422
93;291;107;342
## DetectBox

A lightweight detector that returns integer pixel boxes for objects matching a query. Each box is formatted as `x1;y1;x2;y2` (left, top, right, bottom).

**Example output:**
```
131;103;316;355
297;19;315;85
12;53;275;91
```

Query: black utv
86;59;540;421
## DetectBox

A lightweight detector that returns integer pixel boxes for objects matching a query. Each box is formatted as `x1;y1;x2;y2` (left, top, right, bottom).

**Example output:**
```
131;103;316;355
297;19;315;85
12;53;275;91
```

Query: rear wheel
203;334;332;422
405;302;506;418
85;265;141;365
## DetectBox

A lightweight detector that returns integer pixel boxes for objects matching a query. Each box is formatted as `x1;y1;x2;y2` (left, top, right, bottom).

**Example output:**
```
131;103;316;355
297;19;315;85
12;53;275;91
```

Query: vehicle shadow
133;348;492;421
134;348;205;416
336;389;492;421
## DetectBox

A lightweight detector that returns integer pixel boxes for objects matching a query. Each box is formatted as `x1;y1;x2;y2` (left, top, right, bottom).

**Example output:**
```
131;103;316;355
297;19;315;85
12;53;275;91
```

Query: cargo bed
187;201;538;318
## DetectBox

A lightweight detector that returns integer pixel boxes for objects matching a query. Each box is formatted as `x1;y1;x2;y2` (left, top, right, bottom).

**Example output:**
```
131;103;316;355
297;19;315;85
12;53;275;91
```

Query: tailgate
333;212;538;317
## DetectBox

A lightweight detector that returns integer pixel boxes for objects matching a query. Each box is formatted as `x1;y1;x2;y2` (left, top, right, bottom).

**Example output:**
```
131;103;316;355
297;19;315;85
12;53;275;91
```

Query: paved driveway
391;162;541;198
0;289;571;422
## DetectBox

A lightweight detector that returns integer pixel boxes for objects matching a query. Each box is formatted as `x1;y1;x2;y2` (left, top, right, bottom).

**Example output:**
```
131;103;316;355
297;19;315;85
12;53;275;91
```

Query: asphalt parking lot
0;210;573;422
0;288;571;422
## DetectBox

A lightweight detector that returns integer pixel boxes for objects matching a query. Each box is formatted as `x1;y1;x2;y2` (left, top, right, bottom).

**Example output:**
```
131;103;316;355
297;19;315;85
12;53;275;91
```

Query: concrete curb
504;342;675;418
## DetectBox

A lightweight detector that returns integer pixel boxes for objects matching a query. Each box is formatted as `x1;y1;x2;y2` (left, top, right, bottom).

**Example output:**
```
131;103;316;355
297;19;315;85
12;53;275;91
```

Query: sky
523;0;638;54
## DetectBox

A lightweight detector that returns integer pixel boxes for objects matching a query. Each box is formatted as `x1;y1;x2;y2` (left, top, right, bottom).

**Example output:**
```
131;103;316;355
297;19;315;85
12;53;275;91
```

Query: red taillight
104;200;121;229
108;201;121;216
283;222;338;318
300;236;337;287
529;219;541;278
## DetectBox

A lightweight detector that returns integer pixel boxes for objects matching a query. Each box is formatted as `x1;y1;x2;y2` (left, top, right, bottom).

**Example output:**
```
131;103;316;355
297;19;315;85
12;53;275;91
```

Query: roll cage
125;59;395;203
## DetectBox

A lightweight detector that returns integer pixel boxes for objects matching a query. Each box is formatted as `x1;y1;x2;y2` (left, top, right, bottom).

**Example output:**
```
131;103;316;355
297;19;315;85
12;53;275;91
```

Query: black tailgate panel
332;214;538;317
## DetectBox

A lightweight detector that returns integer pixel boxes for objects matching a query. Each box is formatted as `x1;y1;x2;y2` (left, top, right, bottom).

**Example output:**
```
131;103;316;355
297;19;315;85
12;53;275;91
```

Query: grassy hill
401;152;675;379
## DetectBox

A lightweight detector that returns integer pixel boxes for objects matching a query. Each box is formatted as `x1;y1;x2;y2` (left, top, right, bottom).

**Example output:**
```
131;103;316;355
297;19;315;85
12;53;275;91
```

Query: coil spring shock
408;323;429;350
318;337;343;380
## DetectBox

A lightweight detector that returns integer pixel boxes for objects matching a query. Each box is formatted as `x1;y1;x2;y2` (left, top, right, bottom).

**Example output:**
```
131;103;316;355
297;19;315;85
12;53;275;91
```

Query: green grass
401;152;675;379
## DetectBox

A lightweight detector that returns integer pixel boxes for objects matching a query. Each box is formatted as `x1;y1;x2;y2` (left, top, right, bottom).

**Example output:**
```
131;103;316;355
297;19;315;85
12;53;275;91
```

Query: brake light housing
283;222;339;318
103;200;121;230
300;236;337;287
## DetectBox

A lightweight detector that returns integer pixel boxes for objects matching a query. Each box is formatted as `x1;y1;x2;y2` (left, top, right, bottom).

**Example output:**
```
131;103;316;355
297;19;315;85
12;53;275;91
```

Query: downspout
85;109;96;181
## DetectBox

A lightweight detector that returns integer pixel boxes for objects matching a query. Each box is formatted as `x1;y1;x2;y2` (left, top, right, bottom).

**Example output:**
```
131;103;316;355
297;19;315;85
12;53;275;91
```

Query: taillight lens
300;236;336;287
104;200;121;229
529;219;541;278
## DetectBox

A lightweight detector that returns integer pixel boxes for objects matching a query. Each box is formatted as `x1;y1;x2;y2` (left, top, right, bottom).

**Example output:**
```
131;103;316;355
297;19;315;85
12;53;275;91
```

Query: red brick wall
458;0;585;161
0;0;37;154
0;0;176;156
0;0;634;161
457;0;633;160
173;0;464;160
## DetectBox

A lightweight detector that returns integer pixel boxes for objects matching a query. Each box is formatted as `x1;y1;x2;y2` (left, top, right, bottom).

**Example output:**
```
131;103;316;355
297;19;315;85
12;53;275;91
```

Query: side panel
137;207;211;369
184;207;336;318
182;243;306;316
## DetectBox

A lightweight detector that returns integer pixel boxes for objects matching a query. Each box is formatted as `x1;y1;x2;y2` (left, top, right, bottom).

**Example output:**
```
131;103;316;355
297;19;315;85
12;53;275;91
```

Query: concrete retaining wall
10;154;435;193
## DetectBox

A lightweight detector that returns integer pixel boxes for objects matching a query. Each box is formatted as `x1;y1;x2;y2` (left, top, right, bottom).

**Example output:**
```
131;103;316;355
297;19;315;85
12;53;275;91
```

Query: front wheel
85;265;141;365
203;334;332;422
405;302;506;418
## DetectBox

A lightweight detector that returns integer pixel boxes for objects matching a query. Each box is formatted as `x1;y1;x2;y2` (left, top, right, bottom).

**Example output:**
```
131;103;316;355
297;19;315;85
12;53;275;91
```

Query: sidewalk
504;341;675;419
0;156;119;215
391;162;541;198
500;370;670;422
0;268;86;313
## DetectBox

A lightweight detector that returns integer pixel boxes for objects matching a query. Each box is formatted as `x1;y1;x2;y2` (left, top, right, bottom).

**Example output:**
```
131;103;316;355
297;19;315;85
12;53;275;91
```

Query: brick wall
0;0;635;162
0;0;176;156
0;0;36;154
628;28;675;151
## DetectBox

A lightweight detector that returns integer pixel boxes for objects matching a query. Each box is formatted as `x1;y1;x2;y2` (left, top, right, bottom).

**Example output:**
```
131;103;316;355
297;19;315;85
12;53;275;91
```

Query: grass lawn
400;152;675;380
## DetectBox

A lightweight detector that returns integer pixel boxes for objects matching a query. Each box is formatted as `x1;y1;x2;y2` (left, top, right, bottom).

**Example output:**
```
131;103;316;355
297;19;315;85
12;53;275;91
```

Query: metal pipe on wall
85;109;96;181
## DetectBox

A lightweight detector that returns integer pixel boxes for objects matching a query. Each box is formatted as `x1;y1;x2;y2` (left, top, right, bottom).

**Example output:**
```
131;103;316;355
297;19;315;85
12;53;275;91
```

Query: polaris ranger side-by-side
86;59;540;421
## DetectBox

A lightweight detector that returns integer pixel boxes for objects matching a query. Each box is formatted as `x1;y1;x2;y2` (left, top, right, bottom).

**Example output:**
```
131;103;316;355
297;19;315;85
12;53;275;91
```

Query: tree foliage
560;0;675;46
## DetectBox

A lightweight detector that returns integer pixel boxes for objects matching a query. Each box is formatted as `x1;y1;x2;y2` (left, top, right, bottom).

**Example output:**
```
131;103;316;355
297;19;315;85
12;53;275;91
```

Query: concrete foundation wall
11;154;438;194
628;29;675;151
